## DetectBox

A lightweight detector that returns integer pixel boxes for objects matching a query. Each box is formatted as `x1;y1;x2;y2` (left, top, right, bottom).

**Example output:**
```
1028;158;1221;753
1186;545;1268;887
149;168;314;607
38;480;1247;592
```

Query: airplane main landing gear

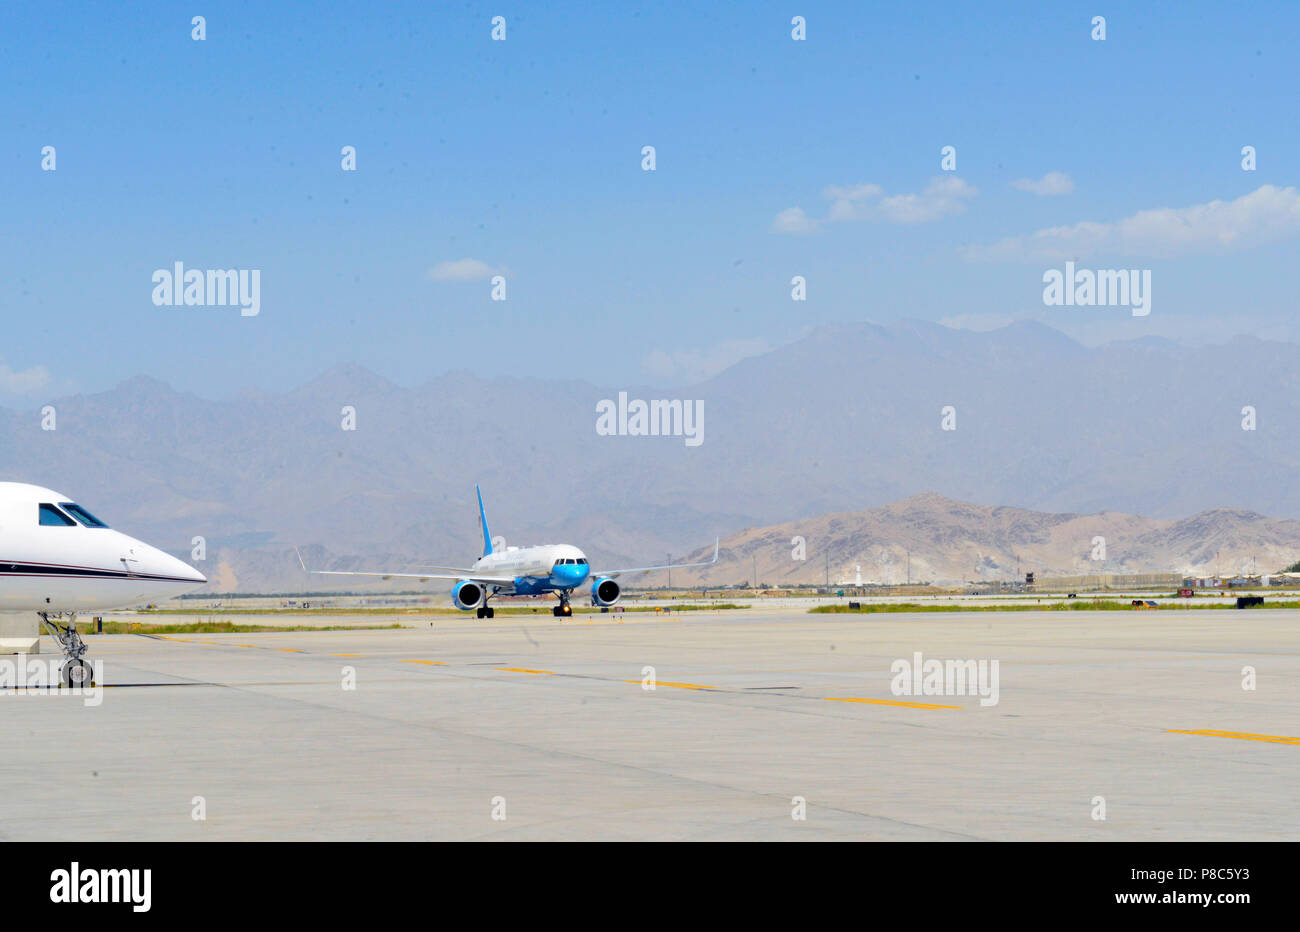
475;604;495;619
38;612;94;687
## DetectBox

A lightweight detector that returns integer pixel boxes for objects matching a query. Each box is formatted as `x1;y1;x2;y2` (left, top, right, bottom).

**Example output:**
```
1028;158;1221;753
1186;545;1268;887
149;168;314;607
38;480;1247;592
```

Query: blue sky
2;0;1298;404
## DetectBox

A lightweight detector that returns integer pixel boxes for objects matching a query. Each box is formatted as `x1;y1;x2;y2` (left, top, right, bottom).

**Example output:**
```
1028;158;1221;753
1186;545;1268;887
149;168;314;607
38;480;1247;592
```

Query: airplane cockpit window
60;503;110;528
38;503;76;526
575;558;588;566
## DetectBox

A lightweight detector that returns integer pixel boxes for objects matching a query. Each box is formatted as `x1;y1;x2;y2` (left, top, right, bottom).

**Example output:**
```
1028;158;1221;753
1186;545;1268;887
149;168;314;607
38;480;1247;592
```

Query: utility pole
753;554;758;591
825;551;829;588
667;553;671;590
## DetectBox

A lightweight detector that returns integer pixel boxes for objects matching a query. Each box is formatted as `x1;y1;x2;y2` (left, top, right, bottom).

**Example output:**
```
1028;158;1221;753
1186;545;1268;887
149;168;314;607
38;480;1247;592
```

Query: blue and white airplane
301;486;718;617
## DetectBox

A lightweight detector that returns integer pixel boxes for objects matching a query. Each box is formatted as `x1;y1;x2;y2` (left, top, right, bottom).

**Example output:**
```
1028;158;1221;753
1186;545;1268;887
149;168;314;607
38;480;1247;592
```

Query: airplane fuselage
0;483;207;612
472;543;591;595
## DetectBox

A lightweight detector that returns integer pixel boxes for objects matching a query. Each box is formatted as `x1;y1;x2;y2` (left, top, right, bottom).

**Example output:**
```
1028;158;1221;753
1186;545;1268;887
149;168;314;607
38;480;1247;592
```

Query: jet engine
451;579;484;611
591;577;621;607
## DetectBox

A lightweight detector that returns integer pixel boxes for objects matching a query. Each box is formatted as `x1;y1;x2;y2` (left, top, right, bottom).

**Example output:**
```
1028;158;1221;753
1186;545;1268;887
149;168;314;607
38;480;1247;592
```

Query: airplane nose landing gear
62;658;93;688
38;612;94;687
551;591;573;617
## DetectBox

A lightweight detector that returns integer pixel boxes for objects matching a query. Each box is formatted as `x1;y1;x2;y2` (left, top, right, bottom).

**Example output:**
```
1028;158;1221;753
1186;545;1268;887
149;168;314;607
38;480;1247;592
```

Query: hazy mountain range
667;492;1300;588
2;319;1299;592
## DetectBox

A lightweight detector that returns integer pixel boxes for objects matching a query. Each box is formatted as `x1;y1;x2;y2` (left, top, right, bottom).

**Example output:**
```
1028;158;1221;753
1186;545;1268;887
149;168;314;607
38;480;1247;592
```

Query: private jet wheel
485;607;495;618
61;659;92;688
476;607;485;619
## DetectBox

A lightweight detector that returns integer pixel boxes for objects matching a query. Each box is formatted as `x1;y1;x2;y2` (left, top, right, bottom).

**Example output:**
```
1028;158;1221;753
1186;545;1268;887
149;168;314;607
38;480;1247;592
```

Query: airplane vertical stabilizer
476;485;493;557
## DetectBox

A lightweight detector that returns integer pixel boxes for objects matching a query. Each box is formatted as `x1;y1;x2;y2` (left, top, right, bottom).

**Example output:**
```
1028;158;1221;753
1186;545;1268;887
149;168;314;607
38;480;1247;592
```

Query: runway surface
2;607;1297;840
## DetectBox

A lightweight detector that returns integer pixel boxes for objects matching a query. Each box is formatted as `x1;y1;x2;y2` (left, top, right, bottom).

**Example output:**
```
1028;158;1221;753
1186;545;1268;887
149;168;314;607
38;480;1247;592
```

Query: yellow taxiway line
1167;729;1300;746
825;697;962;710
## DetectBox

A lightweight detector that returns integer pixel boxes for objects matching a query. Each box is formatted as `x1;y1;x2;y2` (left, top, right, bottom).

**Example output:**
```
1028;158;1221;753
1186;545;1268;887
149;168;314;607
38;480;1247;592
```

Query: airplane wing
405;564;502;576
295;550;515;584
592;538;719;579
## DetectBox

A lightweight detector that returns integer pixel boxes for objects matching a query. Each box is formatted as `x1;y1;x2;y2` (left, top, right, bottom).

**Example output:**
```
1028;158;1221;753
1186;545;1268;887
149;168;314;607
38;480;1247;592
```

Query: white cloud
770;206;821;235
426;258;507;282
642;337;771;384
0;360;50;395
1010;171;1074;196
870;176;978;224
966;185;1300;262
774;176;976;233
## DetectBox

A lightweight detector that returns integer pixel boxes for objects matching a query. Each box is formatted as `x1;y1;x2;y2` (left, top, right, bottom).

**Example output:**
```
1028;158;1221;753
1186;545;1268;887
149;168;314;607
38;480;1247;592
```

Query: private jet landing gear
38;612;94;687
551;592;573;617
62;658;92;688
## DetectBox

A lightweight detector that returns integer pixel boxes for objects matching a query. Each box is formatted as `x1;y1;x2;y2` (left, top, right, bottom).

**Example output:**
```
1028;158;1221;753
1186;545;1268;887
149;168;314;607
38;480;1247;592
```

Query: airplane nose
149;547;207;584
173;556;207;584
553;564;588;586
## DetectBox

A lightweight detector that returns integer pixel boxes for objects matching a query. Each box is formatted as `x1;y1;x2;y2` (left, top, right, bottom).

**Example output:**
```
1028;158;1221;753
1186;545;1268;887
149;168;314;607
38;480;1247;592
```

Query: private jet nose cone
147;546;207;584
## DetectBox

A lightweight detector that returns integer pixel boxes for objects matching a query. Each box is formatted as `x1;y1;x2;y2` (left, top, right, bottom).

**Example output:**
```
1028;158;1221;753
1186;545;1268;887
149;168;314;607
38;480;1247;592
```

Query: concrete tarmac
1;607;1297;840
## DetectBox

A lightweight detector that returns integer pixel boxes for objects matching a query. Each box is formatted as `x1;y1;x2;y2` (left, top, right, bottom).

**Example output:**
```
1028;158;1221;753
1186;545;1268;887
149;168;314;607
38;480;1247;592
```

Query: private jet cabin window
60;502;110;528
38;503;76;526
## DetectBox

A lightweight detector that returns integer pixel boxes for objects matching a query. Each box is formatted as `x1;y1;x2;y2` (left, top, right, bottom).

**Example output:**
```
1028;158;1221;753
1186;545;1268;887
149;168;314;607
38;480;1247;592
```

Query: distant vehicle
0;482;206;684
301;485;717;618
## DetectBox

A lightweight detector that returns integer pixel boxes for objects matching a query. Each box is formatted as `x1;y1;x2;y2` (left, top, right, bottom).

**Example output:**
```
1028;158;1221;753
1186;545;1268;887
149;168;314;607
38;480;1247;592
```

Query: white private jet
0;482;207;684
300;486;718;617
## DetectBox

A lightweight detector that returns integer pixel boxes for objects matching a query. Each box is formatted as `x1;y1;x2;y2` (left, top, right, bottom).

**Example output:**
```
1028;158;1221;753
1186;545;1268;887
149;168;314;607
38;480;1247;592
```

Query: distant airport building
1185;573;1297;588
1034;572;1183;590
